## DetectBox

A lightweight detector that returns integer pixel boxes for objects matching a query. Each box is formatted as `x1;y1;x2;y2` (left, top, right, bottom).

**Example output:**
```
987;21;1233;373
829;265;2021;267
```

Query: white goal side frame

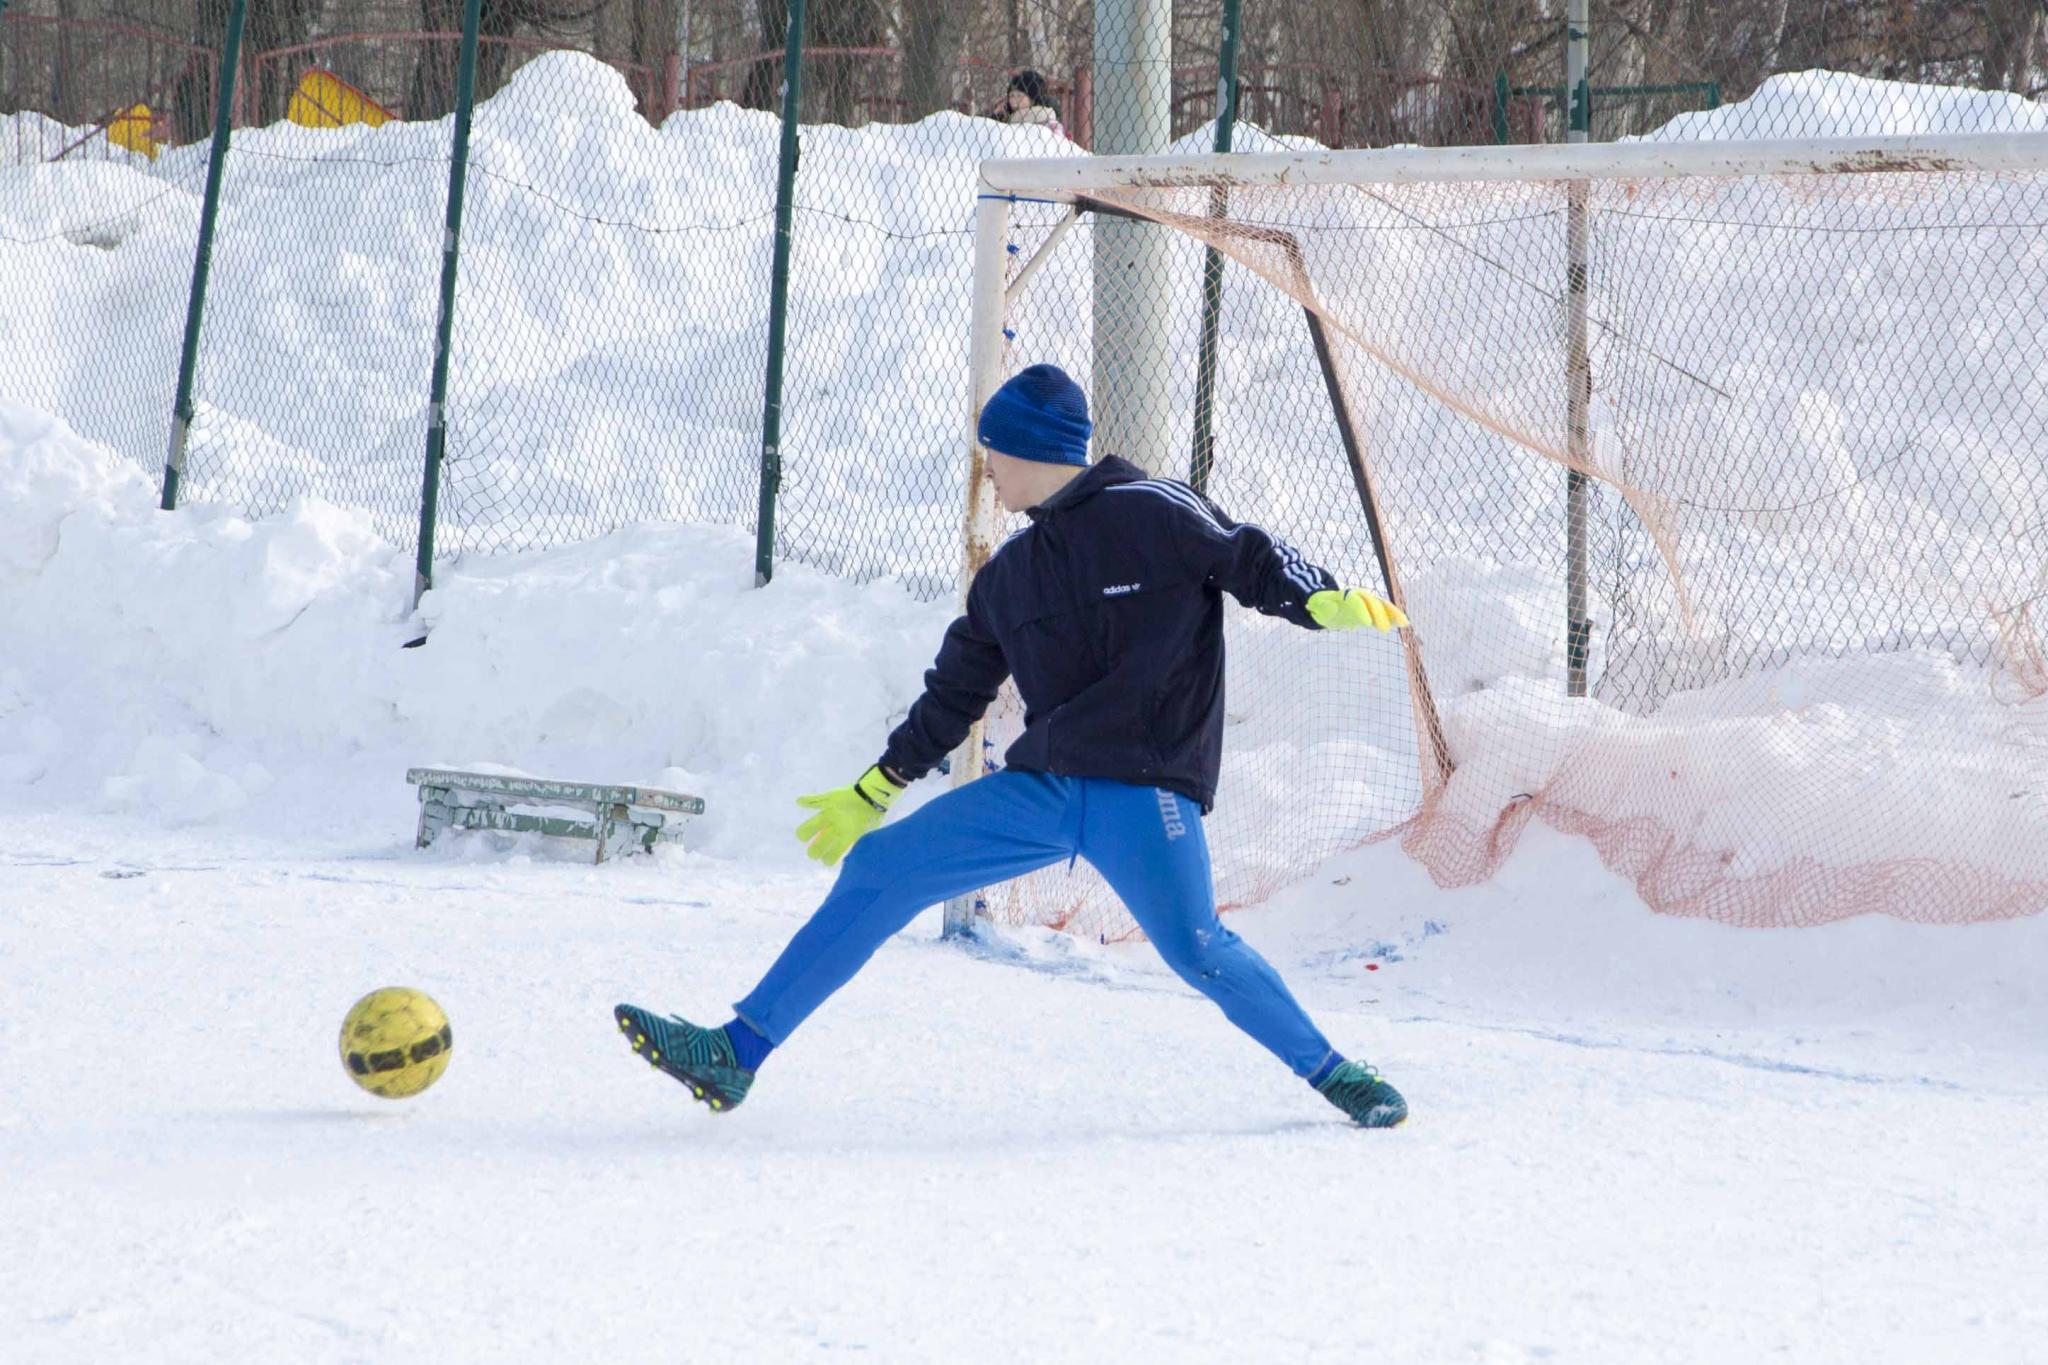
941;131;2048;939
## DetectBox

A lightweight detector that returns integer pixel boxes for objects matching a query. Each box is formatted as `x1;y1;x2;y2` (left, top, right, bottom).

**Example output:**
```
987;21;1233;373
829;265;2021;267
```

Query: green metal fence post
1187;0;1240;495
753;0;807;587
411;0;484;610
1493;70;1511;144
1707;80;1721;110
159;0;247;512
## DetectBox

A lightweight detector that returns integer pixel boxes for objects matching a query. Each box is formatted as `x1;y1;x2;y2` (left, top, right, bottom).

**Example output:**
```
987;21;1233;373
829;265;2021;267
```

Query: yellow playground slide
107;104;162;159
287;69;394;129
100;69;391;160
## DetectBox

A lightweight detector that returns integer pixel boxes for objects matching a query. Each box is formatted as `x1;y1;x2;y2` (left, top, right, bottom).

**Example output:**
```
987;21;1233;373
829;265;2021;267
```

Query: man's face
986;447;1029;513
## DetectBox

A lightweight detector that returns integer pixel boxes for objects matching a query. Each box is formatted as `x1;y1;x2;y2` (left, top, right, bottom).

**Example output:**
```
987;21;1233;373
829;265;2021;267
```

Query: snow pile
0;402;949;856
1643;69;2048;140
4;55;2039;583
0;53;1083;582
0;110;160;169
12;391;2039;927
5;58;2046;925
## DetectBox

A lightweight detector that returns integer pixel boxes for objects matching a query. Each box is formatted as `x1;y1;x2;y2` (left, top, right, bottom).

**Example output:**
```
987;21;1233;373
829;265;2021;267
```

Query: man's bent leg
1078;779;1337;1079
735;770;1077;1043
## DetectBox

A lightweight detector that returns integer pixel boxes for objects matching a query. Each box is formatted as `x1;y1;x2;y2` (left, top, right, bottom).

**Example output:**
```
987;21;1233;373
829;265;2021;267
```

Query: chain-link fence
174;43;447;544
9;3;2043;572
772;0;1188;596
436;53;771;558
5;2;2048;933
0;9;210;488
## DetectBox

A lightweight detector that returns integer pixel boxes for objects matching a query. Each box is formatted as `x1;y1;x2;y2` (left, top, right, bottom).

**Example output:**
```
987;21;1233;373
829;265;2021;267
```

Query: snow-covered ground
5;63;2048;1362
6;818;2045;1363
4;402;2046;1362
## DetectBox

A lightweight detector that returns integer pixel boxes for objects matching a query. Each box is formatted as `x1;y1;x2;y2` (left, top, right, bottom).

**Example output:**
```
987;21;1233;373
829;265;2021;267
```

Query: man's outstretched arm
794;588;1009;865
878;586;1011;782
1162;480;1407;633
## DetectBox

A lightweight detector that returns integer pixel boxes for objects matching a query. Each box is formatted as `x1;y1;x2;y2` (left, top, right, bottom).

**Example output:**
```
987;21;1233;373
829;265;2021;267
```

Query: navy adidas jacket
879;456;1337;810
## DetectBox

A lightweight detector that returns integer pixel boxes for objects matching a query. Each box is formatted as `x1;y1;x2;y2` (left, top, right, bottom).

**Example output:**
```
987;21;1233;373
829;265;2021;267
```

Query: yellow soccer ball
339;987;453;1099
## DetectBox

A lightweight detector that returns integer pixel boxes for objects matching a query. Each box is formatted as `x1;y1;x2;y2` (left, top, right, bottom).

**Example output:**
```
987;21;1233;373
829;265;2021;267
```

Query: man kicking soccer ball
617;364;1411;1128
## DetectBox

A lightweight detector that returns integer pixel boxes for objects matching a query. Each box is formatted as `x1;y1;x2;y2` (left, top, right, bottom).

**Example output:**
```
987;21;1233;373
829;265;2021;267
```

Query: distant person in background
994;69;1065;138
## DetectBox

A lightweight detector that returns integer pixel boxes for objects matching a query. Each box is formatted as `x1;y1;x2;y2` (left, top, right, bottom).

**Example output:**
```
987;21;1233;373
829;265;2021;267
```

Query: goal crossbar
980;132;2048;198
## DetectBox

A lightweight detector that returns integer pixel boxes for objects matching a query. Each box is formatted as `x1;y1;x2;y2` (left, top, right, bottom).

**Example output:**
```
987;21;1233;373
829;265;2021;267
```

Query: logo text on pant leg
1156;787;1187;841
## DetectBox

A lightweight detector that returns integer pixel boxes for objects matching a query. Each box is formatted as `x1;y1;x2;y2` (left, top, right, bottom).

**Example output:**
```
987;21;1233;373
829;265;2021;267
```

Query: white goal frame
942;131;2048;938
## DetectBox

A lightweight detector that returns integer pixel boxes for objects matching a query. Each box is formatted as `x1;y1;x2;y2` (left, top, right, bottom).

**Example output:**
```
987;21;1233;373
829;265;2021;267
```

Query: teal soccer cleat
1316;1060;1408;1128
614;1003;755;1113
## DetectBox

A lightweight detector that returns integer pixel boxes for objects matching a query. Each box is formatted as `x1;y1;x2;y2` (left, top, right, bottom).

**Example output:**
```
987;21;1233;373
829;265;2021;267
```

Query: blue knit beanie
978;364;1092;466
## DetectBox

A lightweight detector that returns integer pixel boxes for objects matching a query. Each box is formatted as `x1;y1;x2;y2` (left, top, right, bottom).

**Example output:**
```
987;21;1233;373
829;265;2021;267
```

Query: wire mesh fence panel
434;52;771;557
1588;83;1720;139
12;0;2048;563
175;38;452;545
769;115;1077;595
986;144;2048;930
0;158;201;476
245;35;431;125
1587;0;2048;115
0;20;212;482
1512;82;1722;143
162;37;710;553
754;1;1204;597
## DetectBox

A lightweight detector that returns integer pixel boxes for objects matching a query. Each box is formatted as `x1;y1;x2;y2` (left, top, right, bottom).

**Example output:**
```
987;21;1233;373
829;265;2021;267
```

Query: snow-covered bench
406;768;705;864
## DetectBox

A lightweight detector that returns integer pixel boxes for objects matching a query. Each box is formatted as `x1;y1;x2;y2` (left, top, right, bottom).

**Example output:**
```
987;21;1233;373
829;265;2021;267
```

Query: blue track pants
735;770;1338;1078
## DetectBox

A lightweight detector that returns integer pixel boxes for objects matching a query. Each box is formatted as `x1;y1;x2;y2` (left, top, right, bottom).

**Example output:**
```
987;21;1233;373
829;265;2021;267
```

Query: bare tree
16;0;2048;148
1984;0;2046;93
406;0;606;118
742;0;782;106
899;0;961;118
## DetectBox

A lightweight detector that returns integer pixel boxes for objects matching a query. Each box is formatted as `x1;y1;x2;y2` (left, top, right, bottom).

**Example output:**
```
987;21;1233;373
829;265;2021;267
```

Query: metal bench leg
417;786;453;849
595;801;633;864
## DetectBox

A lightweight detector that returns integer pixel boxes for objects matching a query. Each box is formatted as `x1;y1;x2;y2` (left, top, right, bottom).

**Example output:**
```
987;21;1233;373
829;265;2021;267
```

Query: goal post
976;132;2048;196
939;192;1017;939
954;131;2048;940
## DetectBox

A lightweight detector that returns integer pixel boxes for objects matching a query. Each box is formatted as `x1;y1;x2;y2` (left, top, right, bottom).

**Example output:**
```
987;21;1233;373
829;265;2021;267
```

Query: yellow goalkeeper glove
794;764;905;866
1307;588;1409;633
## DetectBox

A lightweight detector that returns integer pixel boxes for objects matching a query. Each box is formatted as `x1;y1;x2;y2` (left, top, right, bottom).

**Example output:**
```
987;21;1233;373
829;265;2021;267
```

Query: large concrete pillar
1091;0;1175;473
